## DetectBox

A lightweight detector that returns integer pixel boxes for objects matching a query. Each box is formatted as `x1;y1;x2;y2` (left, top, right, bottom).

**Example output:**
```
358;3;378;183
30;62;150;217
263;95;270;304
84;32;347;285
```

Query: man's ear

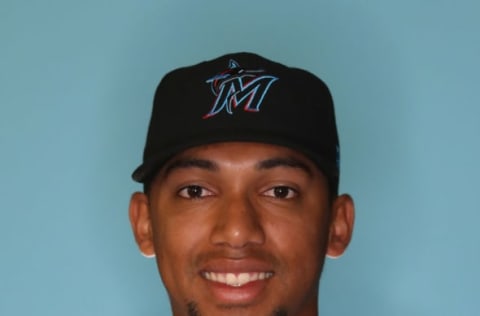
129;192;155;257
326;194;355;259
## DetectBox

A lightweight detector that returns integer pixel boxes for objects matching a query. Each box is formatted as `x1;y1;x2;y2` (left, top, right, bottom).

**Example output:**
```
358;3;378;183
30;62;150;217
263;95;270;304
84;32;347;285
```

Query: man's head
129;52;354;316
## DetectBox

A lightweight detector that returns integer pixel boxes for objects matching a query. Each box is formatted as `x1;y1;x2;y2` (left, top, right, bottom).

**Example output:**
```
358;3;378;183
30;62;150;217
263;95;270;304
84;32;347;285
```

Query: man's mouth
202;272;274;287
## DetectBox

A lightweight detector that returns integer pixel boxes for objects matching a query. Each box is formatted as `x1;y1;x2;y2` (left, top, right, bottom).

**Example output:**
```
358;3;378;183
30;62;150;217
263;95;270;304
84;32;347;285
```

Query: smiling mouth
202;272;274;287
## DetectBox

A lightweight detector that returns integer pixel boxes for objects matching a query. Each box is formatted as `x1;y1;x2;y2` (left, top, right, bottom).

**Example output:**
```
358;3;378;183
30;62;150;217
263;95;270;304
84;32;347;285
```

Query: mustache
193;247;281;267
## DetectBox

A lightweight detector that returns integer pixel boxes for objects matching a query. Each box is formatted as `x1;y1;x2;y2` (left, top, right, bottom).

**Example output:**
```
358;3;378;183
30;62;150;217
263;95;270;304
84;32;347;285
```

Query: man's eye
263;186;298;199
178;185;213;199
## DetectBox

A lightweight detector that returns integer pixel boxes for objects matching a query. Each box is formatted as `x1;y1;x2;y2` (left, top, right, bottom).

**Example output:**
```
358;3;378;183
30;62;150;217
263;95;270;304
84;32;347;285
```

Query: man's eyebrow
255;157;313;176
162;158;219;178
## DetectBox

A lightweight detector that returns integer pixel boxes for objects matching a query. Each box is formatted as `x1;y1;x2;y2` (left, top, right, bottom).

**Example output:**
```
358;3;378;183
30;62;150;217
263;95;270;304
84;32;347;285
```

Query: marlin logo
203;59;278;119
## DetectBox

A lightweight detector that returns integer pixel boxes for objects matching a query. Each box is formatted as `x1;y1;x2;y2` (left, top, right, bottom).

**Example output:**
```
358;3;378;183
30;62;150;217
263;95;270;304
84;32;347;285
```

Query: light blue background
1;1;479;315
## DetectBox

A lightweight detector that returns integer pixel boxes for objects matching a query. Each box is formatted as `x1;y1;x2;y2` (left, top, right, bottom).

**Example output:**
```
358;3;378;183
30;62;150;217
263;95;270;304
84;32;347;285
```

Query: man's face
130;142;354;316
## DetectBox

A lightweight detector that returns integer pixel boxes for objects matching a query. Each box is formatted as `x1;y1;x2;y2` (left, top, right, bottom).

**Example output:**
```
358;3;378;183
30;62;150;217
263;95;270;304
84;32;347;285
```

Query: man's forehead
156;141;321;180
166;141;315;165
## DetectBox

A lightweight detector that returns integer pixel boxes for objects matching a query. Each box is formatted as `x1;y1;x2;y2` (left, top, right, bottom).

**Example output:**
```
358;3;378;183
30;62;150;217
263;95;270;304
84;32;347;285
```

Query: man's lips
198;258;276;304
202;271;274;287
200;270;274;305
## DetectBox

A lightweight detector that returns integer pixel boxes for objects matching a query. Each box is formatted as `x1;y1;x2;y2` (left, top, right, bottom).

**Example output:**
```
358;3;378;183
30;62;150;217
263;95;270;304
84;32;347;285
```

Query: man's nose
209;194;266;248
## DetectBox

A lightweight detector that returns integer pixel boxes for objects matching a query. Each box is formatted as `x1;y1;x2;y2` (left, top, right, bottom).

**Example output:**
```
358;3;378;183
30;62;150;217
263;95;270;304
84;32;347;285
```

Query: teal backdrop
1;1;479;315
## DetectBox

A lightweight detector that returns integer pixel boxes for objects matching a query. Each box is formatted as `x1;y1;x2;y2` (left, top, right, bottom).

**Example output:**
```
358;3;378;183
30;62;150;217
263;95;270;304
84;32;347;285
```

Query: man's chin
184;301;288;316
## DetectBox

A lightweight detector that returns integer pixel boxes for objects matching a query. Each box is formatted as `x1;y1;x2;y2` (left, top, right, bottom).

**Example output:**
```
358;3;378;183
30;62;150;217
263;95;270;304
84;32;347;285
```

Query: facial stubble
186;301;287;316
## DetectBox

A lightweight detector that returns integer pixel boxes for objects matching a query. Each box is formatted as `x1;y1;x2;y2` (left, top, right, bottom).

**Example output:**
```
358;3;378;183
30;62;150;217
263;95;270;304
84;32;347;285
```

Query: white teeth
203;272;273;287
217;273;226;283
226;273;236;285
237;273;249;284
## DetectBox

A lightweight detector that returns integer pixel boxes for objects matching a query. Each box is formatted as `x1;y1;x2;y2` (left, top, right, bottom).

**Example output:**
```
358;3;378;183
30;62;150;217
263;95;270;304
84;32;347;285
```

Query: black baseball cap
132;52;340;194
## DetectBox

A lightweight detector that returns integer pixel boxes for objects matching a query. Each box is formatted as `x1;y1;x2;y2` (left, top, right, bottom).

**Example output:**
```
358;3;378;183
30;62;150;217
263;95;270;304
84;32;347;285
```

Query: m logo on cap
203;60;278;119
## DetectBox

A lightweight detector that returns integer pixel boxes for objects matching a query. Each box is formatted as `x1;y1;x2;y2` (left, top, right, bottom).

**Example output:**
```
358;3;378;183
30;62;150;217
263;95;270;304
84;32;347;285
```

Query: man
129;52;355;316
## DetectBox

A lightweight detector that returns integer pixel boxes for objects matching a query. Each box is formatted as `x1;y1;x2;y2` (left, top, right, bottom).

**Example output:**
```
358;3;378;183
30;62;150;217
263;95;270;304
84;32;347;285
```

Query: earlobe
326;194;355;259
129;192;156;258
